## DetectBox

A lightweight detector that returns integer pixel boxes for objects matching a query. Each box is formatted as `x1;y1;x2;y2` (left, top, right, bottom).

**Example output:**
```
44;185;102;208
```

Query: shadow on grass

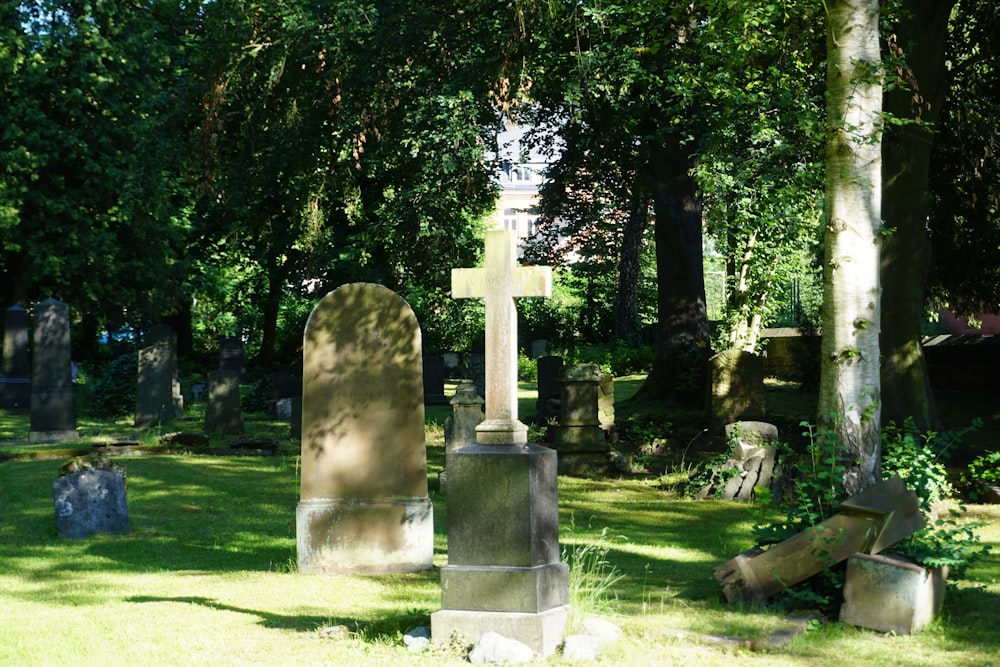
128;594;432;639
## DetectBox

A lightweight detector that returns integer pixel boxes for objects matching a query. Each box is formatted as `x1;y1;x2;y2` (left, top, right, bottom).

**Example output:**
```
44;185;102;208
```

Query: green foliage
242;374;272;415
961;450;1000;501
87;354;138;419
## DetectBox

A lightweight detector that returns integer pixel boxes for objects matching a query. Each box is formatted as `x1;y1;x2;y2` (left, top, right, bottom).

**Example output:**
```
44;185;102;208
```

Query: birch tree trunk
818;0;883;495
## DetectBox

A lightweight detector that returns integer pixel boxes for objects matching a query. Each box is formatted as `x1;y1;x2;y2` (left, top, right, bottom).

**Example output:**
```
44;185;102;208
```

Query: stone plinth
840;552;947;634
432;443;569;654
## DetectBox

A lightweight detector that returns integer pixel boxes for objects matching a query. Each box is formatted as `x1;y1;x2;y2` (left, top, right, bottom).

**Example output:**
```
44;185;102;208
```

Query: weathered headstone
534;355;563;421
440;379;485;492
146;324;183;418
714;476;926;604
530;339;549;359
432;230;569;657
840;552;947;634
423;354;448;405
53;455;129;539
29;299;79;442
205;369;243;435
1;305;31;408
696;421;782;501
468;352;486;406
135;340;175;427
219;337;244;380
296;283;433;574
598;373;615;431
710;349;765;424
445;380;485;453
551;364;609;475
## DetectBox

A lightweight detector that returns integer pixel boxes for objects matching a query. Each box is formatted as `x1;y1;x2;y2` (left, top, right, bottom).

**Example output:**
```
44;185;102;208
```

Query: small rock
318;625;351;640
563;634;601;661
469;632;535;664
404;626;431;652
581;617;623;644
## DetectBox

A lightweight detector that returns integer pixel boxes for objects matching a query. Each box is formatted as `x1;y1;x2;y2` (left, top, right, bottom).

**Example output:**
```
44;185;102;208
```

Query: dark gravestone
535;356;563;421
205;369;243;435
219;337;244;380
296;283;433;574
146;325;183;419
29;299;78;442
53;457;129;539
135;340;174;427
1;305;31;408
272;371;302;400
467;352;486;407
423;355;448;405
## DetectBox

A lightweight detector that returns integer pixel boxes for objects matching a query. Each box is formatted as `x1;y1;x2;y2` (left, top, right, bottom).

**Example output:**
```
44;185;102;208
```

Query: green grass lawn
2;382;1000;665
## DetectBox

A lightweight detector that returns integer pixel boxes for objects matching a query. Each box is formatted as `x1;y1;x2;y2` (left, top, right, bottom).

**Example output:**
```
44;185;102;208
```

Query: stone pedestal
552;364;608;475
296;498;434;574
441;380;485;492
840;552;947;634
432;443;569;655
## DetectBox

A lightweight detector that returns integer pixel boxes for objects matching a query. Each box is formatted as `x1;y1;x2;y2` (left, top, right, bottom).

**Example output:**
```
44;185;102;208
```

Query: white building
491;123;548;243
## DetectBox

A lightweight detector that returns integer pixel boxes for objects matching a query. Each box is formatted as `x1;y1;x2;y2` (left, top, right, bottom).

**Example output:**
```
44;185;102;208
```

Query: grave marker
1;305;31;408
29;299;79;442
296;283;433;574
714;476;925;604
432;230;569;657
205;369;243;435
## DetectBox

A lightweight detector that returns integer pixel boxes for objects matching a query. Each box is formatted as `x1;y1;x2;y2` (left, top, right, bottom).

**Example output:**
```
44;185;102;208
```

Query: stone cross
452;230;551;444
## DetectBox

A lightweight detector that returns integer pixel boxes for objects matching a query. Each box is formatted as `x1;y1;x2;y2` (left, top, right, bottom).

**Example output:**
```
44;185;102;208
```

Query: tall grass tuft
563;528;626;616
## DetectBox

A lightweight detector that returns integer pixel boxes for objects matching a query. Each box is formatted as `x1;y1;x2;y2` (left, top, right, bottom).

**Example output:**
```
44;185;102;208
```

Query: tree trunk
819;0;883;495
614;188;650;347
880;0;955;432
633;134;711;409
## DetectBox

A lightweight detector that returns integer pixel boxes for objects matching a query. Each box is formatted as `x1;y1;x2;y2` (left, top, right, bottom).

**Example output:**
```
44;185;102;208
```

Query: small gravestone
146;324;183;418
696;421;782;501
1;305;31;408
551;364;609;475
219;337;244;380
468;352;486;406
440;379;484;492
53;455;129;539
840;552;947;634
423;354;448;405
711;349;765;424
535;355;563;421
598;373;615;431
205;369;243;435
296;283;433;574
432;230;568;657
135;339;175;427
530;339;549;359
29;299;79;443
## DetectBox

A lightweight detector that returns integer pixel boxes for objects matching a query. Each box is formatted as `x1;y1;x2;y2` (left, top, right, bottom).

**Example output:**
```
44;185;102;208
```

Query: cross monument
452;229;551;444
433;229;568;657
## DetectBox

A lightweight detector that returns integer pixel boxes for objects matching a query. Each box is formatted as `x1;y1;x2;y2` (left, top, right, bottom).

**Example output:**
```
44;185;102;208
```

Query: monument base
29;430;81;444
296;497;433;574
431;605;570;657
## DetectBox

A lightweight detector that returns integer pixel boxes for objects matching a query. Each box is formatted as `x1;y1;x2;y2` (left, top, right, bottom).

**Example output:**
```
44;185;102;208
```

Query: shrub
88;354;138;418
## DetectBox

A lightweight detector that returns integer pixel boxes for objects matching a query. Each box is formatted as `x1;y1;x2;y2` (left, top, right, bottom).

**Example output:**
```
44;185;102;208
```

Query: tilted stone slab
714;476;925;604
